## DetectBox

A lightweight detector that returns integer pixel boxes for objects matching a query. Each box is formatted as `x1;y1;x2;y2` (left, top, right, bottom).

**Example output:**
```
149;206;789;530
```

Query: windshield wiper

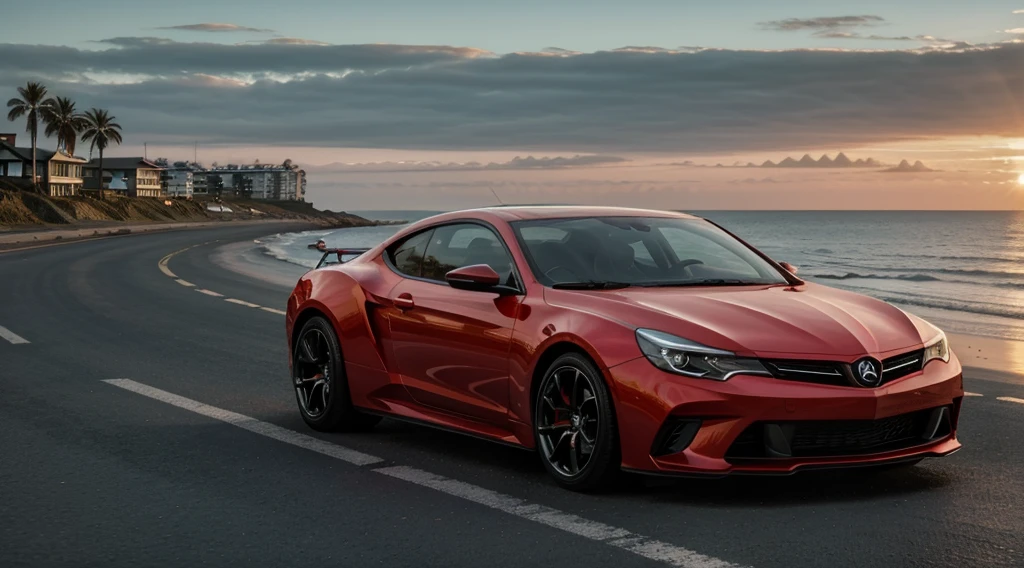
551;281;633;290
641;279;758;287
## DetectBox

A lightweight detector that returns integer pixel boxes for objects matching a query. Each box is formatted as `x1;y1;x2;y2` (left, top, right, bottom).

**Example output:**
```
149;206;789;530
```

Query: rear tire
534;353;620;492
292;316;381;432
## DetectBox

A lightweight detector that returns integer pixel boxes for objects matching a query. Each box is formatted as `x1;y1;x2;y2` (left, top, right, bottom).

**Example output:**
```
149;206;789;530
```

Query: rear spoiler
307;240;370;269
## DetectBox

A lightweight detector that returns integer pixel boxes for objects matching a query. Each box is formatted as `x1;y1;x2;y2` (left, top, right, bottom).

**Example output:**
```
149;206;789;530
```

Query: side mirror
779;262;799;275
446;264;501;292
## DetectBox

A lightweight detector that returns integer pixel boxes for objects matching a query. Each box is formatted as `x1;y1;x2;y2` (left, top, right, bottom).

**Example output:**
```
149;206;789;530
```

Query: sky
2;0;1024;209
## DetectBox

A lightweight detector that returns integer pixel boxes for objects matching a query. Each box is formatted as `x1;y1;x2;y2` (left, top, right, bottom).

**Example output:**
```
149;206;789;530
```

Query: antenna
488;185;505;206
144;142;147;160
194;141;198;164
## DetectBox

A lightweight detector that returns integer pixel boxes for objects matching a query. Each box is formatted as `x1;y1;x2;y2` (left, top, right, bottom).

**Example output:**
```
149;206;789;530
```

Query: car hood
549;282;937;358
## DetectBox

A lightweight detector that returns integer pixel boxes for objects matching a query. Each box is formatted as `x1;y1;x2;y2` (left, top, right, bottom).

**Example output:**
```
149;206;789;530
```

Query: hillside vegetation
0;188;374;229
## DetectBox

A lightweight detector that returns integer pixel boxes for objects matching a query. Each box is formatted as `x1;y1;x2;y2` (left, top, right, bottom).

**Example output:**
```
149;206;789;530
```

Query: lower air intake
651;418;702;457
726;406;951;460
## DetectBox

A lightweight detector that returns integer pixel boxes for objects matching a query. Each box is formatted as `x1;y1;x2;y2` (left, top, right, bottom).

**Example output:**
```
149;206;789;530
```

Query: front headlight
922;331;950;365
635;329;771;381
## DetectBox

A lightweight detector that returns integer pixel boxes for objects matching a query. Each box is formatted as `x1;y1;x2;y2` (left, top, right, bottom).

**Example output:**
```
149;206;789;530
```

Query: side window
421;223;515;284
387;229;433;277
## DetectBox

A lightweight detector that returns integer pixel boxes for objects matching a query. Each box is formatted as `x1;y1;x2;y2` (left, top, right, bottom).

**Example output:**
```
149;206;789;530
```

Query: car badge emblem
853;358;881;387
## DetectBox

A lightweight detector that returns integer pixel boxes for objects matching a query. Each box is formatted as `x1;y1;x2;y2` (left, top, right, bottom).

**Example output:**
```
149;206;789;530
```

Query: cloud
312;155;629;172
157;23;273;33
813;32;958;43
5;38;493;76
760;15;884;31
1;39;1022;154
814;31;913;40
1015;9;1024;14
1006;28;1024;34
263;38;331;46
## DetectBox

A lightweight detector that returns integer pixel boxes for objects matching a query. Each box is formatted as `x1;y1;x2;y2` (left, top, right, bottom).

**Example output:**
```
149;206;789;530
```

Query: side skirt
357;407;535;452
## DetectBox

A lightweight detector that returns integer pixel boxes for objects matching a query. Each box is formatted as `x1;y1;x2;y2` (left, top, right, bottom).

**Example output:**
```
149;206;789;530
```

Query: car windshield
511;216;789;288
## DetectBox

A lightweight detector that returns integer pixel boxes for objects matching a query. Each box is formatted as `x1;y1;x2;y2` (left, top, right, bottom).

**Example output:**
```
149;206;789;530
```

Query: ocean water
259;210;1024;342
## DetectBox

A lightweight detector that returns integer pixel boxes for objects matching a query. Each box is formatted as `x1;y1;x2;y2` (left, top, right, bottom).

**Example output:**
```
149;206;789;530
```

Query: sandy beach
948;333;1024;384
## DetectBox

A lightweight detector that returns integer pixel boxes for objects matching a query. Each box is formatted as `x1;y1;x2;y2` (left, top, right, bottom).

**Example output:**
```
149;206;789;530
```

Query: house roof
0;141;54;162
0;141;85;163
86;157;164;170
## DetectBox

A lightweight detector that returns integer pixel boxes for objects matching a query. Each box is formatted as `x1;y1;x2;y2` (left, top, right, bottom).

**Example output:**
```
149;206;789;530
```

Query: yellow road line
997;396;1024;405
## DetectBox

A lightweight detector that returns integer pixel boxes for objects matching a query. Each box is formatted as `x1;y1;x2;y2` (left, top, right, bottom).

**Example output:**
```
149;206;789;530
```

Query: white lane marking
102;379;383;466
225;298;261;308
157;257;177;278
260;307;287;315
0;325;30;345
997;396;1024;405
964;392;983;397
158;241;217;281
196;289;224;297
175;279;195;287
375;465;742;568
102;379;741;567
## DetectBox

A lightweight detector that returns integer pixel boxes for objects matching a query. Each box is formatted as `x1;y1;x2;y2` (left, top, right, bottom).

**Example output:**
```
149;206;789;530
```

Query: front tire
292;316;380;432
534;353;620;491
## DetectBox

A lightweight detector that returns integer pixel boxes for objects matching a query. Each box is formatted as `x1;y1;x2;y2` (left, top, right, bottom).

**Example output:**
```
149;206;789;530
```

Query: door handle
393;293;415;310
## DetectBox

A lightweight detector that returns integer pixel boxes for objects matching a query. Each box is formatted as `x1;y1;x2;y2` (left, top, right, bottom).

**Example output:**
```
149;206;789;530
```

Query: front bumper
608;353;964;475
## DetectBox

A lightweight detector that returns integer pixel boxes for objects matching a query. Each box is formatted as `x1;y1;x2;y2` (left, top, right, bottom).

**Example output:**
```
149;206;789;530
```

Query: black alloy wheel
534;352;620;491
292;316;380;432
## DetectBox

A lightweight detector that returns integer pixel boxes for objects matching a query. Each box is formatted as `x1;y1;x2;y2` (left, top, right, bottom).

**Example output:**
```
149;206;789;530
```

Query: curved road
1;225;1022;568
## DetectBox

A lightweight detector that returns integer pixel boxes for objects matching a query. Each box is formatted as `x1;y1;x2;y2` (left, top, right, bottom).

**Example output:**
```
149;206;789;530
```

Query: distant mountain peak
753;153;926;170
884;159;934;173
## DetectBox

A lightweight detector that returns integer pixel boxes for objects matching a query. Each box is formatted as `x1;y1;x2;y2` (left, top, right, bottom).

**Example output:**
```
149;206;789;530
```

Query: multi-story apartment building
200;163;305;201
161;162;200;198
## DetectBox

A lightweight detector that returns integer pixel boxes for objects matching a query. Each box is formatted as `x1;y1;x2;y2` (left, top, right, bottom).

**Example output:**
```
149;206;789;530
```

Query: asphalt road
1;225;1022;568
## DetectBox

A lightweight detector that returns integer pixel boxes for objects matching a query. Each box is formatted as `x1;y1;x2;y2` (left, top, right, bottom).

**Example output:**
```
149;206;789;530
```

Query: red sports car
285;207;963;490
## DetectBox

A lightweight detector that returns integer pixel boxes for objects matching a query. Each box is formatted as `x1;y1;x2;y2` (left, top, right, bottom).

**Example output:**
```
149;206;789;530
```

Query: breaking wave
812;272;941;282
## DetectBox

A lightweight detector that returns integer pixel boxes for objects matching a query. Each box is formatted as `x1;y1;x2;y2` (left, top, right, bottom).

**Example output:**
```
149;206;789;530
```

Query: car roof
426;206;700;223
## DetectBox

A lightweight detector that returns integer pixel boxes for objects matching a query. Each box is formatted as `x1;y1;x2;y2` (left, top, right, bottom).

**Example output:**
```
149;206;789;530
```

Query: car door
386;222;522;425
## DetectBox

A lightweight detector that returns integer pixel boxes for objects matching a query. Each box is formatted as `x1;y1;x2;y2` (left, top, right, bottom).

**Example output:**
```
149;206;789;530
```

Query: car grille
881;348;924;383
764;360;847;386
726;406;949;460
763;348;926;388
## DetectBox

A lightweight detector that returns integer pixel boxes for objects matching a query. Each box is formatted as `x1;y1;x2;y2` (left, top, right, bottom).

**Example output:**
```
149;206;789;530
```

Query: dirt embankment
0;189;376;231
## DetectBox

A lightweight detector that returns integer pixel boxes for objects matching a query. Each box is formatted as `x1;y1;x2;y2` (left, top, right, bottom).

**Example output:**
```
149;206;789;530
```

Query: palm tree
80;108;123;199
6;81;50;192
42;96;85;156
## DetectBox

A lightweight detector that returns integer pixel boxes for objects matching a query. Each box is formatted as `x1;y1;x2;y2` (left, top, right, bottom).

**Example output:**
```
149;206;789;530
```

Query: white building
163;168;194;198
201;163;305;201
